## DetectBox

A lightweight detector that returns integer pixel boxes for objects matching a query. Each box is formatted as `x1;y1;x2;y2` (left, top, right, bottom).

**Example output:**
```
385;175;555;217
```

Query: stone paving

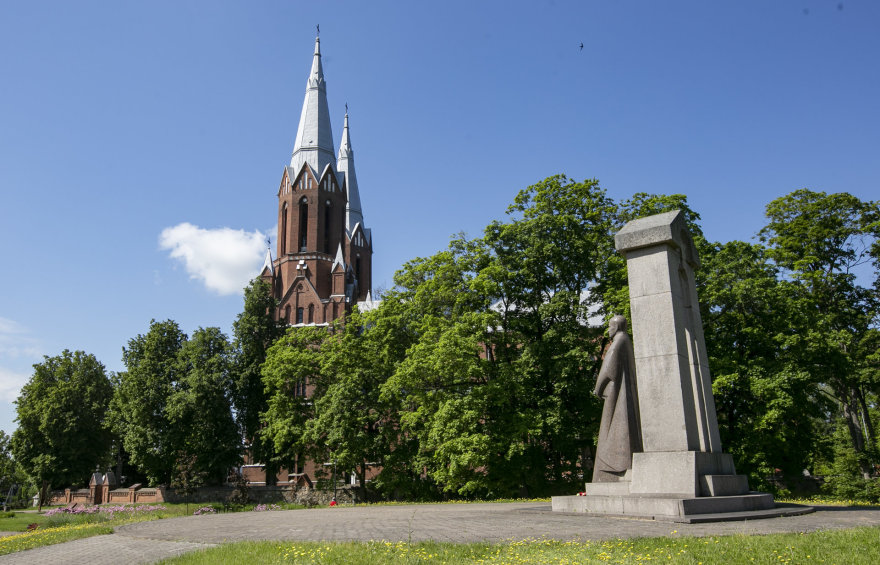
1;502;879;564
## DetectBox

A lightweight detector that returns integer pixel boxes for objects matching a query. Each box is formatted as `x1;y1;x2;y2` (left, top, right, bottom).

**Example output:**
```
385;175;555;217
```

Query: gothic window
308;303;314;323
280;203;288;255
293;379;307;398
298;197;308;251
284;305;291;323
296;307;304;324
323;201;331;254
355;254;362;283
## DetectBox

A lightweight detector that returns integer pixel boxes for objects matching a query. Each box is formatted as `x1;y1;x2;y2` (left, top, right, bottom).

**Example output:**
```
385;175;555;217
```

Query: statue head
608;315;627;338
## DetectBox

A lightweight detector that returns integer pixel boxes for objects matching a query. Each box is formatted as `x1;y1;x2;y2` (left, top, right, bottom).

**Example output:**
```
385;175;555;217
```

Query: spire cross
316;24;320;37
345;102;348;114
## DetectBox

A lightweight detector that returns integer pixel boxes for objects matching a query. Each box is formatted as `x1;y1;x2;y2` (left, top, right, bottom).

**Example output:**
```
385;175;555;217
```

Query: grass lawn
160;527;880;565
0;497;877;558
0;501;313;555
0;522;116;555
0;502;283;556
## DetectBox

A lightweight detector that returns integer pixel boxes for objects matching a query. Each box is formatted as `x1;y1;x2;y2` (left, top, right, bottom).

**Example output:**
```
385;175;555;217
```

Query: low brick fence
44;479;361;507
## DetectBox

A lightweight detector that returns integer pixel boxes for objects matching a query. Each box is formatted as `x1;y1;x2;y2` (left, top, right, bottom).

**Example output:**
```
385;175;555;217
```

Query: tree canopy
111;320;240;485
11;350;113;488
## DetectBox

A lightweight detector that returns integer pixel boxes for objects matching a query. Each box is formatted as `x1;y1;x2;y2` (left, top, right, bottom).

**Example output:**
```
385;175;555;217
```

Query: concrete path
1;503;879;564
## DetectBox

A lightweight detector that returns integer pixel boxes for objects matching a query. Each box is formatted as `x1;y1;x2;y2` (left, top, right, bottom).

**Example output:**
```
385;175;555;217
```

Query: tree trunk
358;463;367;501
856;387;876;448
842;397;872;479
38;480;48;512
843;400;865;452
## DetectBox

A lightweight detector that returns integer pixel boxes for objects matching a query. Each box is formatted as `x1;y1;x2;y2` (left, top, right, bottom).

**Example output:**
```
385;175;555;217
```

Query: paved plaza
1;502;879;564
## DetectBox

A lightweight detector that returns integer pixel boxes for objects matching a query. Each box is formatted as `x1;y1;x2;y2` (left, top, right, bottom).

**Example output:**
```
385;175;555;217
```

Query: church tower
262;35;373;325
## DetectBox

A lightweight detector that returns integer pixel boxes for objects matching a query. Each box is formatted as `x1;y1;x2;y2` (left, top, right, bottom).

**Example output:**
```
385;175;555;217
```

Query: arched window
355;253;362;284
280;203;288;255
323;200;331;254
298;197;309;251
308;303;314;323
296;307;304;324
284;305;291;323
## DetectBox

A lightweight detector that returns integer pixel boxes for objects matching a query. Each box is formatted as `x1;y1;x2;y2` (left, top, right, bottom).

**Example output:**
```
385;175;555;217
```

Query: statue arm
594;346;617;397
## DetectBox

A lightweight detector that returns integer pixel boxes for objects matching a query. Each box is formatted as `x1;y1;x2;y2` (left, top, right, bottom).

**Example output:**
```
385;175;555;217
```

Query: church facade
260;34;374;325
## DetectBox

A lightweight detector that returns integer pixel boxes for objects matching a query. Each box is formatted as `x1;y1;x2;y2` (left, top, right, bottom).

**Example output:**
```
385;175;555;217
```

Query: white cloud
0;366;28;404
159;223;268;295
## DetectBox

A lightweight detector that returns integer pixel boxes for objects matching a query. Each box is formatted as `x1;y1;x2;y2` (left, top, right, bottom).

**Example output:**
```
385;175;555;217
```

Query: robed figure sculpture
592;315;642;482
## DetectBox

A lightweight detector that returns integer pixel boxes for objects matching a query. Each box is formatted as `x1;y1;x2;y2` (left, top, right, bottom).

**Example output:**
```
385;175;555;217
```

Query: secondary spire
290;34;336;176
337;109;364;233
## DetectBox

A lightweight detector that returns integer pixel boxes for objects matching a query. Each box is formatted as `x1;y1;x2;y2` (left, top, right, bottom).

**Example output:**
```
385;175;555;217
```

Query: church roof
290;36;336;178
261;246;274;276
337;112;364;233
331;243;346;273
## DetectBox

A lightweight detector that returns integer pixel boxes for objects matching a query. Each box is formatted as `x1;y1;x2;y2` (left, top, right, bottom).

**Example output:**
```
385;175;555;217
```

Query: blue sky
1;1;878;435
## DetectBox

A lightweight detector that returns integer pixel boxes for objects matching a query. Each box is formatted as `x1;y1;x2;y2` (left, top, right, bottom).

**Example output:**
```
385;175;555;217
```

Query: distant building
260;34;374;326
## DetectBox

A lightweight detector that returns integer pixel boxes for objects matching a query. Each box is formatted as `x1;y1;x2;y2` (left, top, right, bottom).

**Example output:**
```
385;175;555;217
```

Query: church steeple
337;110;364;233
290;35;336;177
269;33;373;329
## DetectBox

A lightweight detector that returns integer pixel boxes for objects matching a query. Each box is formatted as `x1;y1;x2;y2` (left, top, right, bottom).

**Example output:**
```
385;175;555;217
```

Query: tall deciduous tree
168;327;241;483
110;319;187;485
759;190;879;476
113;320;241;485
260;326;327;475
232;278;285;483
479;176;618;494
700;240;823;486
303;309;393;498
11;350;113;488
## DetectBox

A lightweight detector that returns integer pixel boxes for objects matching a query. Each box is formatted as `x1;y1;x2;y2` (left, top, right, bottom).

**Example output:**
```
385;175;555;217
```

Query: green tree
11;350;113;489
483;175;618;493
700;240;823;488
110;319;187;484
260;326;328;475
168;327;241;483
303;310;393;499
170;451;207;513
377;176;620;497
759;190;879;476
0;430;28;506
232;278;285;483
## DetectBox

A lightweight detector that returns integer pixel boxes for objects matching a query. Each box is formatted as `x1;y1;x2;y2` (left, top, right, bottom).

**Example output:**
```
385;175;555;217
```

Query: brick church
259;34;374;325
242;35;376;486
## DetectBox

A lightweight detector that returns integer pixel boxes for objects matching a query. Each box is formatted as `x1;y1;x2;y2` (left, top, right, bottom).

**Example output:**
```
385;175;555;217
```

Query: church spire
337;110;364;233
290;35;336;177
261;244;274;276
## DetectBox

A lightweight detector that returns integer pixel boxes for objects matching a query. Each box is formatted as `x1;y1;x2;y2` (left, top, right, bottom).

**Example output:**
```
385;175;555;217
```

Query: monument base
630;451;748;497
550;492;810;523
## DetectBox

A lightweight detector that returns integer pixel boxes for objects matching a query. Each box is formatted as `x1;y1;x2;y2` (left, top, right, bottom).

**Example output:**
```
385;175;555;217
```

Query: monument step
700;474;749;496
551;492;776;520
585;481;632;496
551;494;811;523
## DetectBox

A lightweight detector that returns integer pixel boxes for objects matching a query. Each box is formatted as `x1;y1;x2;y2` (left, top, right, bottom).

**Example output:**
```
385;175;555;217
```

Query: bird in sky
579;42;584;51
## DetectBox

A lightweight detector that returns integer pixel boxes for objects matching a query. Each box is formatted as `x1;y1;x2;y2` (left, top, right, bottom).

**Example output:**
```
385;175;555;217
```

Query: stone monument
552;210;800;521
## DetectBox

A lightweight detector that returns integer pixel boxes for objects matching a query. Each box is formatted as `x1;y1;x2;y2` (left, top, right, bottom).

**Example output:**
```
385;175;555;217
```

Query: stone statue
592;315;642;482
